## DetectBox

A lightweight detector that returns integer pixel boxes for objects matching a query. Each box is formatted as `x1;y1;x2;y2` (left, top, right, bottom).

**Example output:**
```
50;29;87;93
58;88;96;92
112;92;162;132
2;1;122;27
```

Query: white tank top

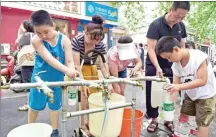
172;49;216;100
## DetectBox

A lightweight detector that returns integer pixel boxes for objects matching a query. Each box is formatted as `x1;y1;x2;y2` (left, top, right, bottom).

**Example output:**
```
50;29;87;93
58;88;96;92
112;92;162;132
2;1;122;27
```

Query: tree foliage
110;2;145;32
154;2;216;44
111;2;216;44
188;2;216;44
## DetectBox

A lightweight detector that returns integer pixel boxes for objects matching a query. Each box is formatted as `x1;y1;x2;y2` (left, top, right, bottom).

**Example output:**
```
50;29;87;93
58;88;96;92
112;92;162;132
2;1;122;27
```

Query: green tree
110;2;145;32
152;2;172;18
154;2;216;44
187;2;216;44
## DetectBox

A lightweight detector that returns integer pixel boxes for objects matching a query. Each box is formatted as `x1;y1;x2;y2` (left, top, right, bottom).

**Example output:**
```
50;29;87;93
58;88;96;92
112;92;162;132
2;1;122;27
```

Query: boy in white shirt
156;36;215;137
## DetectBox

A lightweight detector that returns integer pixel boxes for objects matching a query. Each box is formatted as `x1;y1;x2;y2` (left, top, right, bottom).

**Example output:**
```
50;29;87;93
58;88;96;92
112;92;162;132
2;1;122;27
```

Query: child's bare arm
167;60;208;93
99;54;110;78
62;35;75;69
32;36;76;77
173;74;181;84
180;59;208;90
108;60;121;94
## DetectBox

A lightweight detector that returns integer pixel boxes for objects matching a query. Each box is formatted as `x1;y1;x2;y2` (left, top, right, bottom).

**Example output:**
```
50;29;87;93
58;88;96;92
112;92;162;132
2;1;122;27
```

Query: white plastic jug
7;123;52;137
151;81;166;108
124;82;145;112
88;92;126;137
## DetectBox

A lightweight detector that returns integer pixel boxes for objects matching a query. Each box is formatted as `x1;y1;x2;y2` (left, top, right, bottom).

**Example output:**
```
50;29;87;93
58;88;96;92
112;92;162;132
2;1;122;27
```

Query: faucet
102;81;110;100
35;71;54;103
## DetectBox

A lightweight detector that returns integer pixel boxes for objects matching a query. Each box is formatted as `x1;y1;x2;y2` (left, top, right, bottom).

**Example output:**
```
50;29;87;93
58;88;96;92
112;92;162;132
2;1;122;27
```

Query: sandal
18;104;29;111
164;121;174;133
81;124;92;137
147;121;158;133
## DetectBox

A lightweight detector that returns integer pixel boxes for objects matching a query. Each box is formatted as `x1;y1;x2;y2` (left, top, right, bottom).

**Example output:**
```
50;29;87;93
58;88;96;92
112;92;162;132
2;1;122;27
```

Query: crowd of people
14;1;215;137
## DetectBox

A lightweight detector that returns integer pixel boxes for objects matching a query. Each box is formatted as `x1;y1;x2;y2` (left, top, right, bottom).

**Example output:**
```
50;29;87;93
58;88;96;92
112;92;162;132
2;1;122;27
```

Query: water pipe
7;78;140;90
101;81;109;137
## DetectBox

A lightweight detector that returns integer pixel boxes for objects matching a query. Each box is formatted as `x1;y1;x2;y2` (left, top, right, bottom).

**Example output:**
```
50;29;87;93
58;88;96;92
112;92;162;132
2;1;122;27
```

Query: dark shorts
118;68;127;78
181;94;216;127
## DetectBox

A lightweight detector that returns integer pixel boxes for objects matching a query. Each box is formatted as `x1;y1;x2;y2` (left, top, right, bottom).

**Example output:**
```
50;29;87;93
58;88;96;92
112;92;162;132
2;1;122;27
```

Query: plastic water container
163;83;175;121
68;86;77;106
124;83;146;112
163;102;175;121
174;114;190;137
151;81;166;108
7;123;52;137
88;92;126;137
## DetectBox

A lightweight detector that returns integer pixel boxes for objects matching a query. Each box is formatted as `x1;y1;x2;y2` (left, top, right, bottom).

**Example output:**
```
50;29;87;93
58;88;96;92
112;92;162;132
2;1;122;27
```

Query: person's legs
80;88;88;125
145;65;159;132
18;93;29;111
28;88;47;123
145;65;158;118
19;66;33;111
79;90;92;136
180;94;196;136
28;109;38;123
197;127;209;137
80;65;90;130
79;65;99;136
195;96;215;137
49;111;59;130
48;87;63;137
118;68;127;95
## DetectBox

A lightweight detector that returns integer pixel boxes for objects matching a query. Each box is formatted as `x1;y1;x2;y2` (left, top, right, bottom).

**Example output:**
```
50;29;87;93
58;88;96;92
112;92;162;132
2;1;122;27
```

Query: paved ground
1;71;216;137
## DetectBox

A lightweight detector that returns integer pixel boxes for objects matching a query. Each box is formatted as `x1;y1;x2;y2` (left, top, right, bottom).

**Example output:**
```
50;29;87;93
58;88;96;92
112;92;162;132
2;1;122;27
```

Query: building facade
1;2;119;60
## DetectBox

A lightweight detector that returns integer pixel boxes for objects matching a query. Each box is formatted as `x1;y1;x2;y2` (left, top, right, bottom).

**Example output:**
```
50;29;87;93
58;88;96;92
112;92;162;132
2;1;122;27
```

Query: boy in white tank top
156;36;215;137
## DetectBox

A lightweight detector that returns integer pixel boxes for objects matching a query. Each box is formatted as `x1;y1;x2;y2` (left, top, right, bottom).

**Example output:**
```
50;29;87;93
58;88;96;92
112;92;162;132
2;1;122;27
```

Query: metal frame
2;76;167;137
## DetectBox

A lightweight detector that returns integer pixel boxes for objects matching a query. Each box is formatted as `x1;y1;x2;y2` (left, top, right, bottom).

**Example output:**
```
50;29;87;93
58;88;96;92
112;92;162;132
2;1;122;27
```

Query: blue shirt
31;33;65;82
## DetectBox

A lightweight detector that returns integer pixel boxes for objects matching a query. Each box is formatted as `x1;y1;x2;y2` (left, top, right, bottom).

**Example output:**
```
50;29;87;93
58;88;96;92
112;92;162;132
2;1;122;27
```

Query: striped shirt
72;33;106;64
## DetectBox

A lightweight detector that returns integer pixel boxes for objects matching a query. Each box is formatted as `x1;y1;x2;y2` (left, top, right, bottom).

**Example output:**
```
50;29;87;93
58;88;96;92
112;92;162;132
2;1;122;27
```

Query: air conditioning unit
1;43;10;55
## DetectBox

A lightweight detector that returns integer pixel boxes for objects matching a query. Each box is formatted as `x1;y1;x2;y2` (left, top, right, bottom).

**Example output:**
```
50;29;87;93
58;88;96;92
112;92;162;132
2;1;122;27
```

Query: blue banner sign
85;2;118;22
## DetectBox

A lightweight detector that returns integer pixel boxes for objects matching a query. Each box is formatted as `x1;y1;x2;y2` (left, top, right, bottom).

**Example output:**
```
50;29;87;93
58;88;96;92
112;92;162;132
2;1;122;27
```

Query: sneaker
51;129;60;137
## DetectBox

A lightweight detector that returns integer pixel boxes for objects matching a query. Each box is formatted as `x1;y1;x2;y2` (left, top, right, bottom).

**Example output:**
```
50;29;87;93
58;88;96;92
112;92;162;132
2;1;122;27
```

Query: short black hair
118;35;133;44
172;1;190;11
185;41;195;49
139;43;143;47
30;10;53;26
156;36;181;55
22;20;34;32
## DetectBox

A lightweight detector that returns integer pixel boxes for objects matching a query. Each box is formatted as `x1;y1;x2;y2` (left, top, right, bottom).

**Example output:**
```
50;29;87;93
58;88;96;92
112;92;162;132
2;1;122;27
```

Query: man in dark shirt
145;1;190;133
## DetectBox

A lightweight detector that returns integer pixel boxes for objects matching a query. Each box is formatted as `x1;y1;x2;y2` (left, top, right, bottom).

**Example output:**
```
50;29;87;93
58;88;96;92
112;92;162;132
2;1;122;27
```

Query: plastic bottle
174;114;190;137
68;86;77;106
163;82;175;122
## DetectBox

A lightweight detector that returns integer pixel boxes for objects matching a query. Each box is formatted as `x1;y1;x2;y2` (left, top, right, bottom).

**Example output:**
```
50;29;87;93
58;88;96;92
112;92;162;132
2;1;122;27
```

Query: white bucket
88;92;126;137
7;123;52;137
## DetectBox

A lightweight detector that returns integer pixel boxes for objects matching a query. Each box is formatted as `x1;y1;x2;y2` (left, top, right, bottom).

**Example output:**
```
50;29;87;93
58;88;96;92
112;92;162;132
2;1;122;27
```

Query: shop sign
16;2;81;15
85;2;118;22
